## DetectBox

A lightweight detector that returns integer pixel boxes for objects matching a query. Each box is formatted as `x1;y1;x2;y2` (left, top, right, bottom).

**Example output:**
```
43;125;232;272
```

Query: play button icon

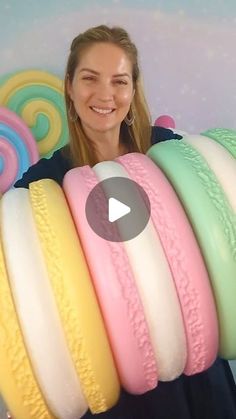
85;177;151;242
108;197;131;222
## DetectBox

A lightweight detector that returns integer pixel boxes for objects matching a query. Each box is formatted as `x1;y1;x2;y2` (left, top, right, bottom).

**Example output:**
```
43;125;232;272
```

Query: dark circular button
85;177;151;242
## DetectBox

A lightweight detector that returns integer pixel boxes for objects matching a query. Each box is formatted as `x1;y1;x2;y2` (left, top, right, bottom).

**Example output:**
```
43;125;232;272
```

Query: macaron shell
33;178;120;412
1;188;84;419
93;160;187;381
0;229;54;419
202;128;236;158
31;178;117;414
183;135;236;212
117;152;218;375
63;167;157;395
147;140;236;358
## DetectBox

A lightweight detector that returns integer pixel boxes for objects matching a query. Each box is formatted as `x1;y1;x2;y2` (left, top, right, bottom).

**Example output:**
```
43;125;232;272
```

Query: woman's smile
89;106;116;115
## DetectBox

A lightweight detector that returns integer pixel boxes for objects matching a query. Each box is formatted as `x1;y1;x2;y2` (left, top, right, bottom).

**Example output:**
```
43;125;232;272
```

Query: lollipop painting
0;106;39;194
0;70;68;159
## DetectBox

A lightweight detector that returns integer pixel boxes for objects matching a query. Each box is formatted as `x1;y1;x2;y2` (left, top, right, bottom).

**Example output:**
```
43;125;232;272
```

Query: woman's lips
90;106;115;115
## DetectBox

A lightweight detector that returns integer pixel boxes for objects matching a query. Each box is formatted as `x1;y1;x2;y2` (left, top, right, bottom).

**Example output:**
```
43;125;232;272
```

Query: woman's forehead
76;43;133;75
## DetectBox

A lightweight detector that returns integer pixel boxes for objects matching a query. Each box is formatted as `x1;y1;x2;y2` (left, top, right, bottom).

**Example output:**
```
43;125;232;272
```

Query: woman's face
67;42;134;135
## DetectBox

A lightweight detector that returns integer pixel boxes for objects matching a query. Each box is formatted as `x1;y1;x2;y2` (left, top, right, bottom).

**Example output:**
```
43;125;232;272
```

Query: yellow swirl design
0;70;68;158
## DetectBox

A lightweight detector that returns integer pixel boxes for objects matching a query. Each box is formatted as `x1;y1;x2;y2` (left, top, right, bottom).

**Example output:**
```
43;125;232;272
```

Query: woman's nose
95;82;114;100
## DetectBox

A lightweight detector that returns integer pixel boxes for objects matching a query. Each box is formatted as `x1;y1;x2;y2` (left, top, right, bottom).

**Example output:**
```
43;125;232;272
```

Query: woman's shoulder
14;127;182;189
151;126;183;145
14;145;72;189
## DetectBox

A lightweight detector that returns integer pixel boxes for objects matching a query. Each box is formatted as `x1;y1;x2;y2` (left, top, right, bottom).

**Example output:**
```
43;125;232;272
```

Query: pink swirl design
0;106;39;193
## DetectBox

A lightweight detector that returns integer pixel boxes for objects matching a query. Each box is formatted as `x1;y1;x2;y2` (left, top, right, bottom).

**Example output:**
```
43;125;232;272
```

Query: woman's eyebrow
79;68;130;77
79;68;99;74
113;73;130;78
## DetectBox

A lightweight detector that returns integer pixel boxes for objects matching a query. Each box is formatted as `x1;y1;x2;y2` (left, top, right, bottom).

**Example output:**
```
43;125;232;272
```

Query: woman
14;25;236;419
14;24;181;187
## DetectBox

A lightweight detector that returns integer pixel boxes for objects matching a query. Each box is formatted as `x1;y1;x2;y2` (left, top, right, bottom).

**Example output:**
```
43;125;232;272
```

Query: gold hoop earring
68;101;78;122
124;108;135;126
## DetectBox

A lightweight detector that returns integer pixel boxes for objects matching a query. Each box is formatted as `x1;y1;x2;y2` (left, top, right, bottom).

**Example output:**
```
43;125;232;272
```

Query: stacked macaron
147;128;236;359
0;182;120;419
0;128;235;418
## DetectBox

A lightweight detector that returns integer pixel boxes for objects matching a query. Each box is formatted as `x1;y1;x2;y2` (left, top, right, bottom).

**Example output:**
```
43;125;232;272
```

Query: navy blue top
14;127;236;418
14;127;181;188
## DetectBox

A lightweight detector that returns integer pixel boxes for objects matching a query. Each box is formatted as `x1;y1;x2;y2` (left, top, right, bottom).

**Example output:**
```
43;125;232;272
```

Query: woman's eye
82;76;95;81
115;80;128;85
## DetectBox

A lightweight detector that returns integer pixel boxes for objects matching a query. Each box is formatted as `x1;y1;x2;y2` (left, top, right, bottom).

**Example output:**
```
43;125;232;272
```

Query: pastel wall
1;0;236;133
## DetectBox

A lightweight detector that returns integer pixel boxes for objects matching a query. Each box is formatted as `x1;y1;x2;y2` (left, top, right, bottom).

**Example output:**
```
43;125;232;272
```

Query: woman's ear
66;74;73;100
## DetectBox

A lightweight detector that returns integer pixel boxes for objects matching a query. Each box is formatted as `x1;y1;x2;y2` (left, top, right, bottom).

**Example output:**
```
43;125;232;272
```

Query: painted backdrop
1;0;236;133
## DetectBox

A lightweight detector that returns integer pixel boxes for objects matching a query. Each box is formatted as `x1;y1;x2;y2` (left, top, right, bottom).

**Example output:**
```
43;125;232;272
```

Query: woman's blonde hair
63;24;152;167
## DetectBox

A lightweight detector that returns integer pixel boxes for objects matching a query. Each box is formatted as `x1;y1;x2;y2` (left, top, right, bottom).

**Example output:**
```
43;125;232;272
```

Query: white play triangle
108;197;131;222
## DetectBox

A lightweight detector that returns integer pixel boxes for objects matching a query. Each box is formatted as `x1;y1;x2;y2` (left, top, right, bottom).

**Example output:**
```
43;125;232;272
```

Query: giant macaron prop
147;130;236;359
0;129;235;418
